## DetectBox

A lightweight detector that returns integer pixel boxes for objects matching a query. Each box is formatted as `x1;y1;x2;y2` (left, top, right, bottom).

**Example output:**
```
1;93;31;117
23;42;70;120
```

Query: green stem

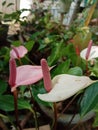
30;109;39;130
29;86;39;130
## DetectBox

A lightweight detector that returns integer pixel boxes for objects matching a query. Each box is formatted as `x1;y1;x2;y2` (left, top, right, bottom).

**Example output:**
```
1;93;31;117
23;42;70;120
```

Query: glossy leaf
0;47;10;62
0;80;8;94
67;66;83;76
11;40;21;47
0;95;32;111
80;81;98;117
48;42;64;66
25;40;35;52
93;105;98;127
52;59;71;77
32;84;53;108
62;44;77;66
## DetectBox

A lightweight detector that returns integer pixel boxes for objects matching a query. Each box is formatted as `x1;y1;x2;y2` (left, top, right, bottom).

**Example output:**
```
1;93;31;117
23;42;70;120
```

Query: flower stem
29;86;39;130
13;89;22;130
58;94;77;117
52;103;58;130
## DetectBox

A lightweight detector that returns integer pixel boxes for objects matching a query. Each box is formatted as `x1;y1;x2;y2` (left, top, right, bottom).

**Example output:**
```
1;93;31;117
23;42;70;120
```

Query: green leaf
90;61;98;77
80;81;98;117
32;84;53;108
63;43;75;56
0;95;15;111
18;98;32;111
0;95;32;112
0;80;8;94
12;40;21;46
3;47;10;62
25;40;35;51
67;66;83;76
93;115;98;127
93;108;98;127
62;43;78;66
30;32;41;40
38;40;47;50
48;42;64;66
0;60;4;71
52;59;71;77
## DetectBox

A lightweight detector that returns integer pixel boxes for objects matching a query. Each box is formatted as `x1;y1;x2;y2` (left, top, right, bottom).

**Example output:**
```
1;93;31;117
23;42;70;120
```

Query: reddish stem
53;103;58;130
13;90;22;130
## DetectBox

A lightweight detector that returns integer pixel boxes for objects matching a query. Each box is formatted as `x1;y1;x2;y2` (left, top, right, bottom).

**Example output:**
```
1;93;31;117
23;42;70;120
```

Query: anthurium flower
9;58;43;92
38;74;95;102
10;46;28;59
80;46;98;61
38;59;96;102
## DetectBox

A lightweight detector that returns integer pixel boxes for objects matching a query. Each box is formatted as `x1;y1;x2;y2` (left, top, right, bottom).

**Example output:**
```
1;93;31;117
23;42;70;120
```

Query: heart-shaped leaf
80;81;98;117
67;66;83;76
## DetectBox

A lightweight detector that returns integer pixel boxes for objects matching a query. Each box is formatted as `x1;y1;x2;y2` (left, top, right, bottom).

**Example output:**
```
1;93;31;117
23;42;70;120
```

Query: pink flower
10;46;28;59
9;58;43;92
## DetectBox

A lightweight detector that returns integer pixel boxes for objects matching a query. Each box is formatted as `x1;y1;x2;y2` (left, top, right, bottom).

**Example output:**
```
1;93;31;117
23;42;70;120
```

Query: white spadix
38;74;96;102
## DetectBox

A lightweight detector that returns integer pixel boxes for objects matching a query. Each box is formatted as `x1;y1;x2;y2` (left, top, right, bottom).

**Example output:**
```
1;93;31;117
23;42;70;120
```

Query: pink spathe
9;58;43;92
10;46;28;59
